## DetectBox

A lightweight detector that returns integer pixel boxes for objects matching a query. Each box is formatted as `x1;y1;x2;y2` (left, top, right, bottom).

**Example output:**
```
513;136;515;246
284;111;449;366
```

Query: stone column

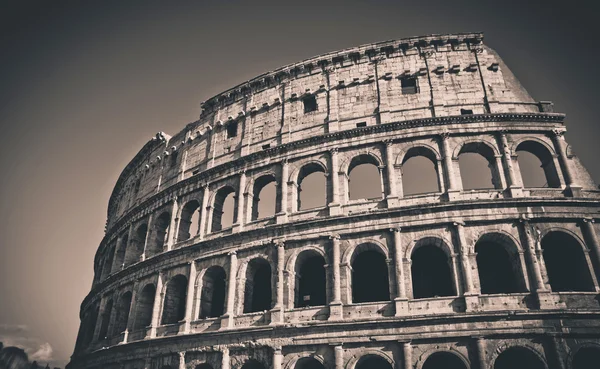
471;337;486;369
222;251;238;329
124;281;139;343
141;213;154;261
392;228;408;315
271;239;285;324
182;261;197;333
519;218;553;309
148;271;164;338
329;148;341;215
334;345;344;369
440;133;459;199
581;218;600;287
401;342;412;369
178;352;186;369
548;334;566;369
277;159;289;224
329;234;343;319
273;346;283;369
497;132;522;197
221;347;230;369
199;185;210;239
453;222;475;296
551;129;581;197
385;141;398;207
166;197;179;250
236;171;247;231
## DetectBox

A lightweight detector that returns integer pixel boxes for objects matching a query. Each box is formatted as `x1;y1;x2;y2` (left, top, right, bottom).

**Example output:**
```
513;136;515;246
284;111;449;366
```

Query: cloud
30;342;53;362
0;324;54;363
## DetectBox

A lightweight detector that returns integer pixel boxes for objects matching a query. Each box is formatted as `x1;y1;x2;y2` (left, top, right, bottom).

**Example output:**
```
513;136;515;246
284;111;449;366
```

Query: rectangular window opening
226;121;238;138
400;76;418;95
356;122;367;128
460;108;473;115
262;144;271;150
303;95;318;113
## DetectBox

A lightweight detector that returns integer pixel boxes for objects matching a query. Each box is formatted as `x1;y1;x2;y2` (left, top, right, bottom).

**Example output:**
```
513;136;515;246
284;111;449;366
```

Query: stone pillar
124;281;139;342
271;239;285;324
148;271;164;338
277;159;289;224
401;342;412;369
519;218;554;309
236;171;247;231
221;347;230;369
498;132;522;197
182;261;197;333
329;148;341;215
385;141;398;207
329;234;343;319
551;129;581;197
273;346;283;369
179;352;186;369
334;345;344;369
222;251;238;329
166;197;179;250
440;133;459;199
392;228;408;315
453;222;476;301
581;218;600;287
548;334;566;369
141;213;154;261
199;185;210;239
473;337;487;369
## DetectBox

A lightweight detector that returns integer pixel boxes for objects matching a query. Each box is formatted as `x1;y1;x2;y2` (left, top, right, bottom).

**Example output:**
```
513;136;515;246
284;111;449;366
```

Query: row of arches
149;345;600;369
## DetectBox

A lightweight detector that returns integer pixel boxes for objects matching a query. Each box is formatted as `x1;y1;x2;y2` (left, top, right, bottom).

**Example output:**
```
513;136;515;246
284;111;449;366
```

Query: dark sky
1;0;599;366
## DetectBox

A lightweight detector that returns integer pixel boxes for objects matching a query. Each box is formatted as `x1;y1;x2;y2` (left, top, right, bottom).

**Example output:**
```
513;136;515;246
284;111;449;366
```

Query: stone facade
68;33;600;369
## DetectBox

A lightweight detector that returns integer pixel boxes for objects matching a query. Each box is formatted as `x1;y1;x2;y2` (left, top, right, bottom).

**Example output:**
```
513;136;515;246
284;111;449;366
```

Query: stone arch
570;343;600;369
395;143;441;165
492;345;548;369
177;200;201;242
475;232;527;294
133;283;155;330
98;298;113;340
540;230;595;292
160;274;188;325
397;145;442;196
417;349;470;369
147;211;171;257
241;257;274;313
455;140;502;190
240;359;267;369
343;153;384;201
348;242;391;303
513;138;561;188
198;265;227;319
341;151;384;174
345;350;394;369
113;290;132;336
249;173;279;221
453;139;500;160
292;160;329;211
284;354;325;369
410;236;456;299
293;248;327;308
210;185;237;232
404;235;454;260
126;223;148;266
290;160;329;185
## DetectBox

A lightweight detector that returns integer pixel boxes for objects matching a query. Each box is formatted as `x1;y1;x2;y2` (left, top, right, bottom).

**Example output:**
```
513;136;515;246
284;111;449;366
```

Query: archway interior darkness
295;358;325;369
422;352;468;369
476;239;521;294
195;364;215;369
113;233;128;270
134;284;155;330
252;176;277;220
572;346;600;369
82;305;99;347
298;164;327;210
199;266;227;319
516;141;561;188
493;347;545;369
411;244;454;299
127;224;148;266
178;200;201;241
352;249;390;303
244;259;272;313
241;360;266;369
149;212;170;257
161;275;188;325
541;231;595;292
296;254;326;308
401;148;440;196
355;355;392;369
114;292;132;335
348;155;381;201
98;299;113;340
212;187;236;232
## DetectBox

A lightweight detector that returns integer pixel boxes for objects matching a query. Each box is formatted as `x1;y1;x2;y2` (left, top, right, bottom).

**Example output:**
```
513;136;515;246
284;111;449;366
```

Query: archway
356;355;392;369
133;284;155;330
352;248;390;303
572;346;600;369
422;352;467;369
178;200;201;241
493;347;545;369
411;244;454;299
297;163;327;210
348;155;382;201
243;258;272;313
161;275;188;325
541;231;595;292
199;266;227;318
475;234;523;294
295;252;326;308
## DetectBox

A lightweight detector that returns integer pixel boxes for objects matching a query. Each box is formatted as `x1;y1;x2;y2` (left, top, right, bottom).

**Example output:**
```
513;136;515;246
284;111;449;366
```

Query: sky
1;0;599;367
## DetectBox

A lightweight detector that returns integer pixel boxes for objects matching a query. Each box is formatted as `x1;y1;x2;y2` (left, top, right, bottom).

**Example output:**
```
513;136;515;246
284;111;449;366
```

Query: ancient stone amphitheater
68;32;600;369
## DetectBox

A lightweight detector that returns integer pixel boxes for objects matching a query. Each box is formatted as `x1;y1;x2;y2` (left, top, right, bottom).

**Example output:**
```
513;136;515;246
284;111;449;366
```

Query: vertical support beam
473;337;487;369
199;185;210;239
392;228;408;315
581;218;600;289
440;133;459;200
401;342;412;369
519;217;555;309
236;171;247;231
277;159;289;224
334;345;344;369
329;234;343;320
329;148;341;215
166;197;179;250
148;271;164;338
271;239;285;324
385;140;399;207
222;251;238;329
178;352;186;369
551;129;581;197
141;213;154;262
273;346;283;369
548;334;566;369
497;132;522;197
453;222;475;296
221;347;230;369
182;261;197;333
124;281;139;343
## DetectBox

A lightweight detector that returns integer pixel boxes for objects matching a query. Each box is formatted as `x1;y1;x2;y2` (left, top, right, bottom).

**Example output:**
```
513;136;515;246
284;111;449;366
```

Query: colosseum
68;32;600;369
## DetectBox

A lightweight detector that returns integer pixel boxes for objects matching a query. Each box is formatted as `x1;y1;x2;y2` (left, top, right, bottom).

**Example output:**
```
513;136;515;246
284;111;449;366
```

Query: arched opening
493;347;545;369
297;163;327;210
351;247;390;303
516;141;561;188
113;233;128;271
401;147;440;196
199;266;227;319
252;175;277;220
355;355;392;369
178;200;201;242
133;284;155;330
411;244;455;299
195;364;215;369
161;275;188;325
422;352;468;369
295;357;325;369
458;142;498;190
114;292;132;336
102;245;116;279
147;212;170;257
573;346;600;369
295;252;326;308
348;155;382;201
541;231;595;292
212;186;236;232
126;224;147;266
82;305;99;347
243;258;272;313
98;299;113;340
241;360;266;369
475;234;524;294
